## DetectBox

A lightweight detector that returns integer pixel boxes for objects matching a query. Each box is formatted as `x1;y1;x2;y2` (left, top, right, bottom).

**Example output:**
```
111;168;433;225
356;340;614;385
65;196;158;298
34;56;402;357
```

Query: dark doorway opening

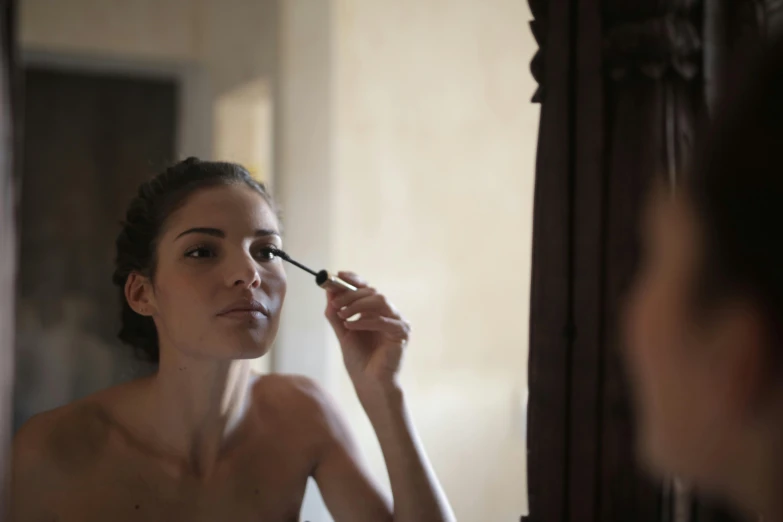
14;66;178;431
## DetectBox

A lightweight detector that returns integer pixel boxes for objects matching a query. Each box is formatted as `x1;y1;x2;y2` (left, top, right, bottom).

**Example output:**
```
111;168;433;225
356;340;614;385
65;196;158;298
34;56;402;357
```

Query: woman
11;158;455;522
624;38;783;521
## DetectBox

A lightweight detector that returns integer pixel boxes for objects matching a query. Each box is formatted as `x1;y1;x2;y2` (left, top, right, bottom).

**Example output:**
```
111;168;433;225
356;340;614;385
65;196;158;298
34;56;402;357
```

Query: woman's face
142;183;286;360
624;189;765;487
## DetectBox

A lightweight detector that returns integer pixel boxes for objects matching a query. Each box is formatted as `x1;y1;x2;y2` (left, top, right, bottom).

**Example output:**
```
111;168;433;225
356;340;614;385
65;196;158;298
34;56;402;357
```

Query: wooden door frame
20;49;211;160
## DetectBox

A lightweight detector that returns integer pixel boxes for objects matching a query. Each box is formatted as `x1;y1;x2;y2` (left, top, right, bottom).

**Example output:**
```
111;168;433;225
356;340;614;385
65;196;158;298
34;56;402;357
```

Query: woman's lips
219;309;267;319
217;298;270;319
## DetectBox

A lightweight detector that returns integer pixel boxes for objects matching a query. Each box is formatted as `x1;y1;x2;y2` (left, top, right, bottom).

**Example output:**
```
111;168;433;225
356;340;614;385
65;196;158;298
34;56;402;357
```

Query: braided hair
112;157;277;363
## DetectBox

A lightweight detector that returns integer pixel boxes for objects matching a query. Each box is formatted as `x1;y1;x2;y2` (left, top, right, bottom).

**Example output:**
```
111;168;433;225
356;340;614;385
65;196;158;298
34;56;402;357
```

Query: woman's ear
124;272;157;317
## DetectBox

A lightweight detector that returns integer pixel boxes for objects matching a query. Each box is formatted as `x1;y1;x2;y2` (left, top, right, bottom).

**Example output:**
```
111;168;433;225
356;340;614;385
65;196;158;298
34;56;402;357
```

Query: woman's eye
185;246;216;259
256;247;279;262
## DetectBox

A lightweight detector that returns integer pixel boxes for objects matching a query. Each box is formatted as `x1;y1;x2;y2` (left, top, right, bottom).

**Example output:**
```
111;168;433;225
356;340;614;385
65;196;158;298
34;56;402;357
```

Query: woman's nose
227;253;261;289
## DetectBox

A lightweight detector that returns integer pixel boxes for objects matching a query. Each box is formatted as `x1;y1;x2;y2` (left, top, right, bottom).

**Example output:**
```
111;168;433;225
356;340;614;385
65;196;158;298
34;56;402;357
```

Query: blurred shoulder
251;372;336;413
251;373;348;436
13;394;114;478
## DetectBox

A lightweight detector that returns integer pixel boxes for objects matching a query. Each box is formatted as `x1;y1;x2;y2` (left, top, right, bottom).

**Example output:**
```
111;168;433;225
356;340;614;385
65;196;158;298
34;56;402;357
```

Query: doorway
14;66;178;430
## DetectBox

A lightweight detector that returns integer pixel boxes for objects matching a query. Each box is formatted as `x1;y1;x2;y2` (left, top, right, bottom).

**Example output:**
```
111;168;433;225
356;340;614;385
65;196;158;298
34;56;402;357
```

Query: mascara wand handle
316;270;358;292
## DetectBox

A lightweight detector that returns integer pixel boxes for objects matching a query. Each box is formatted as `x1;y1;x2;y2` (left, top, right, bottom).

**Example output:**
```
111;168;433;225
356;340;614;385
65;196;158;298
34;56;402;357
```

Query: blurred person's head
625;37;783;518
113;158;286;364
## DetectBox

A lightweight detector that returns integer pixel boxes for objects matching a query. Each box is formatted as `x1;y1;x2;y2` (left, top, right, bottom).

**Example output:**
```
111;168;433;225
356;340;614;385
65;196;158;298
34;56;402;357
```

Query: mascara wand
273;249;358;292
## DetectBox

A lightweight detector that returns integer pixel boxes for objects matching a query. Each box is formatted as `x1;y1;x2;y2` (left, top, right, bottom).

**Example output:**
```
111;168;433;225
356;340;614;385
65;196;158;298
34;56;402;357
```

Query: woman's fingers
324;301;349;338
325;272;407;338
342;316;411;341
330;286;375;310
338;294;398;319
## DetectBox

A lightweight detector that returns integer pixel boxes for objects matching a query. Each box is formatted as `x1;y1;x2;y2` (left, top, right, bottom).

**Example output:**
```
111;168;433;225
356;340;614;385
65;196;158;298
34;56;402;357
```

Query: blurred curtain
0;0;16;516
524;0;713;521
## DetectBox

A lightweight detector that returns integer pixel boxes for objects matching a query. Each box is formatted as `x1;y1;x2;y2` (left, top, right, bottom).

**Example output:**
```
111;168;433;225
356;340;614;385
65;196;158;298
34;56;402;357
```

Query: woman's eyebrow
174;227;280;240
175;227;224;240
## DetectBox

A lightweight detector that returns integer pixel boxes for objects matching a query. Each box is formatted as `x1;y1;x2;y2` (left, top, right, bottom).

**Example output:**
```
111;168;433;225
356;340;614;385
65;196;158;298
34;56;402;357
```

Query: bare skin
12;373;385;522
10;183;455;522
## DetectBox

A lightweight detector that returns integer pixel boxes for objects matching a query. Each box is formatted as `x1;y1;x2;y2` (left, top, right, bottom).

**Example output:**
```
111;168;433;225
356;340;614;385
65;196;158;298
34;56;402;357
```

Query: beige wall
329;1;537;519
20;0;276;183
277;1;538;520
20;0;277;88
20;0;199;62
274;3;335;518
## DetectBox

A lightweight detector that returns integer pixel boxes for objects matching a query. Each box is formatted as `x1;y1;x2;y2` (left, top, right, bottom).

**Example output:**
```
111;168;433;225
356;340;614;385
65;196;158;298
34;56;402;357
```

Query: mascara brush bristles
274;249;319;277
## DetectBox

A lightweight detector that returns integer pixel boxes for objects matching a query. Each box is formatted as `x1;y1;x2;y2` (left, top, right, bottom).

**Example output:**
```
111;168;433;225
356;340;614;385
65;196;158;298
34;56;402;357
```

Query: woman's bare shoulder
250;373;350;440
251;373;334;413
10;386;136;520
13;391;120;478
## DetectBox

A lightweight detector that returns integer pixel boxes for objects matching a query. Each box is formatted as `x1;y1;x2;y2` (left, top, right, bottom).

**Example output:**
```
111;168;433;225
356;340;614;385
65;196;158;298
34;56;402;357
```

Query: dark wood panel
568;0;605;519
14;68;177;429
600;79;667;522
525;0;574;519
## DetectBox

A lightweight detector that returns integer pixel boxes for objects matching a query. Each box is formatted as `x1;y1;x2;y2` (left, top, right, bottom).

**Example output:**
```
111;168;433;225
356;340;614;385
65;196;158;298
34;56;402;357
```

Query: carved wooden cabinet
524;1;776;521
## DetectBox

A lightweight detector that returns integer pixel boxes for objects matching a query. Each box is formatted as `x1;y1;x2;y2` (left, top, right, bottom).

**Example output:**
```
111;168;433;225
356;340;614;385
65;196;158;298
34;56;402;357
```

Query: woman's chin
225;340;272;360
214;327;276;358
178;339;273;361
235;347;272;360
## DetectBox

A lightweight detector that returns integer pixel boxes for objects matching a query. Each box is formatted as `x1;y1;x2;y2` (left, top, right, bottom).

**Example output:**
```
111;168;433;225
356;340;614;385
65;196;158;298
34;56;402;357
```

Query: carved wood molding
769;0;783;35
722;0;783;51
708;1;783;116
604;14;702;81
740;0;769;39
528;0;547;102
744;0;783;39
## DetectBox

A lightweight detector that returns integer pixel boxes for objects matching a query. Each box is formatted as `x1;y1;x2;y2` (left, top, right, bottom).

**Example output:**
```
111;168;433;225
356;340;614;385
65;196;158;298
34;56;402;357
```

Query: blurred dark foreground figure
624;36;783;521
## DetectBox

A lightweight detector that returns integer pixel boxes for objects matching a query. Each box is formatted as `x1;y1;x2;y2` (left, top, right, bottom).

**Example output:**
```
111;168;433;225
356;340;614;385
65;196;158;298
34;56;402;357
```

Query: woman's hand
323;273;456;522
324;271;410;394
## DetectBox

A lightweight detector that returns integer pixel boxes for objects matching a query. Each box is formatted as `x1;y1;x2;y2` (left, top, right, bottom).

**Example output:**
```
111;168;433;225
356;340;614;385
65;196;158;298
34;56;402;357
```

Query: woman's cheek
265;267;287;314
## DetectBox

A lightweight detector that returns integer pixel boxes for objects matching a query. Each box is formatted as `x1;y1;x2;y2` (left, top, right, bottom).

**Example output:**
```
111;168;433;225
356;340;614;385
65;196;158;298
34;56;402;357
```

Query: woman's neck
137;348;257;477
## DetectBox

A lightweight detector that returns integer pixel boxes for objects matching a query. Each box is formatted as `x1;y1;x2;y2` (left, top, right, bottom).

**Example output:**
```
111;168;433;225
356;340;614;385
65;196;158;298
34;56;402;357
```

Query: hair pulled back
112;157;276;363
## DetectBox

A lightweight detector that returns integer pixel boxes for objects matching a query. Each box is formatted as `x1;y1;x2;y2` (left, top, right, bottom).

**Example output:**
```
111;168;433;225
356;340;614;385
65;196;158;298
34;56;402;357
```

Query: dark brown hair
112;157;276;363
686;36;783;340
